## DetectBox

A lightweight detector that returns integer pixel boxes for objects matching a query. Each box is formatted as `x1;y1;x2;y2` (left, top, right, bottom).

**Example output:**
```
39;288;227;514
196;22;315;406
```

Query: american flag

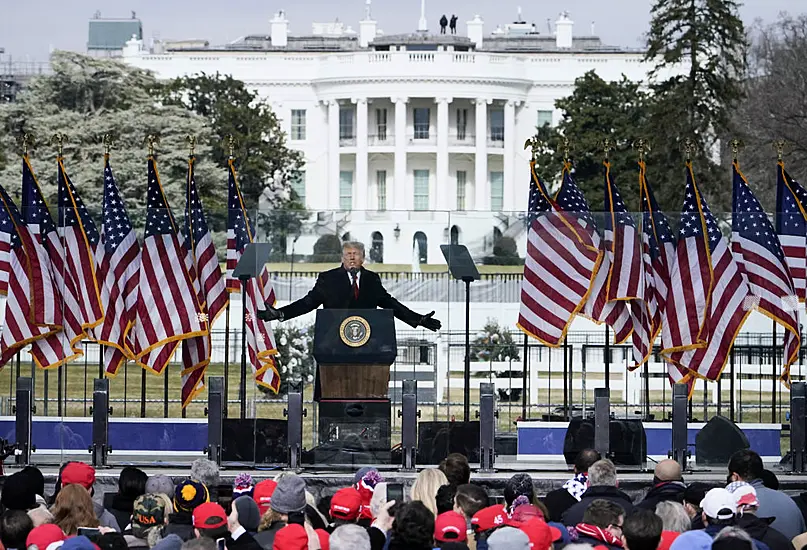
133;157;206;374
638;162;691;386
180;158;228;407
226;159;279;391
22;157;85;369
57;159;104;334
601;162;651;367
517;162;602;346
93;156;141;376
732;162;799;385
666;164;751;381
775;161;807;304
0;182;58;367
580;164;632;345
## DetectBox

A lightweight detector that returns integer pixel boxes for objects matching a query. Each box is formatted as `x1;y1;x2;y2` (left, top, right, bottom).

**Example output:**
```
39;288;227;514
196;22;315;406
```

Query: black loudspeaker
400;380;418;471
222;419;256;462
90;378;111;467
791;383;806;473
318;400;390;451
416;421;481;464
695;416;749;466
563;418;647;466
206;377;225;464
15;377;33;466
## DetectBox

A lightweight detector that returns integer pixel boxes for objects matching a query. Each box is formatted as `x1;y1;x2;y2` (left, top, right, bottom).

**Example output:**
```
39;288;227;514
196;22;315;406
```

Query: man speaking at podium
257;241;442;331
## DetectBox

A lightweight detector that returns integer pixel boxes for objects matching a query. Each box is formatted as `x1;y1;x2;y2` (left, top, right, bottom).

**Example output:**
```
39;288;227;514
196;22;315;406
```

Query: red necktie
352;275;359;300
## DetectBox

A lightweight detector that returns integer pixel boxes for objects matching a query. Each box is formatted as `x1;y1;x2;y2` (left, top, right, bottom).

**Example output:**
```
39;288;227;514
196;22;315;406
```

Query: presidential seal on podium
339;315;371;347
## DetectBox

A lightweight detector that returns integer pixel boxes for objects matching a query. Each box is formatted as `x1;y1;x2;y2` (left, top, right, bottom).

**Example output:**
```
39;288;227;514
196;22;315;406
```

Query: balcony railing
487;135;505;148
368;134;394;146
449;133;475;146
408;133;437;145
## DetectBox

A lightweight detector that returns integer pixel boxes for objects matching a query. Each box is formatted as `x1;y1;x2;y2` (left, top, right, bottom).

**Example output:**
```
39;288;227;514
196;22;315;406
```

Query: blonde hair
410;468;448;516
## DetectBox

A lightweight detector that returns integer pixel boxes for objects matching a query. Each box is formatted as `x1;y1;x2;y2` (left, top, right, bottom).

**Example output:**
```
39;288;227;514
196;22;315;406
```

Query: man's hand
373;500;396;533
257;305;283;322
419;311;441;331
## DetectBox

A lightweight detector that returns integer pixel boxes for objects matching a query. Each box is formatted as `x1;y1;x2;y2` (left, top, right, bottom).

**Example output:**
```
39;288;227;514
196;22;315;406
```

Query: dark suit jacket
279;266;422;327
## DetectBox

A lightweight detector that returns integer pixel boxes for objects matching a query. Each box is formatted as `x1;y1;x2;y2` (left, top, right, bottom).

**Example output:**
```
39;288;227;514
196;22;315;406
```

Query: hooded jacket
636;481;686;510
734;514;793;550
561;486;635;526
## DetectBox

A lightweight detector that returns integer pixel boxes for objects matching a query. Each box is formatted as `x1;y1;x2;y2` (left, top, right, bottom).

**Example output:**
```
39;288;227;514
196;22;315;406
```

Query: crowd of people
0;449;805;550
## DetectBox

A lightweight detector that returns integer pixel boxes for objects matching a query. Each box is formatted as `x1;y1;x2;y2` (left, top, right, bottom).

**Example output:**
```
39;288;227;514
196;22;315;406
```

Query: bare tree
732;14;807;209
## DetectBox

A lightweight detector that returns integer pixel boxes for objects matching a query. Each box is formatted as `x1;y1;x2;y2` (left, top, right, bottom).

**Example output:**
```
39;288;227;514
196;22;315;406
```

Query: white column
474;98;490;211
436;97;451;212
393;97;408;211
503;100;516;212
327;100;340;210
355;97;369;212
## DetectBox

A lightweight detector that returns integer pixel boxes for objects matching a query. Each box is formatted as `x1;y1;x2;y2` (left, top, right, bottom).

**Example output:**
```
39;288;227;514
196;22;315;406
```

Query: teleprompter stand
440;244;480;422
232;243;273;420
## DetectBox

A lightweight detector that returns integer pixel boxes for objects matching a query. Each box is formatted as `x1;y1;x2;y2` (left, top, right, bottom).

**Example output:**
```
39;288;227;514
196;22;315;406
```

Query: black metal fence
1;327;797;436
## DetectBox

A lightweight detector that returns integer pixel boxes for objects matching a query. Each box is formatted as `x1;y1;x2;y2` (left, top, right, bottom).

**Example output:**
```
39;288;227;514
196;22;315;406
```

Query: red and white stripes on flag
93;156;140;376
22;157;86;369
517;161;602;346
665;163;751;381
132;157;206;375
226;159;279;391
180;157;228;407
583;162;652;365
0;181;59;367
731;162;799;385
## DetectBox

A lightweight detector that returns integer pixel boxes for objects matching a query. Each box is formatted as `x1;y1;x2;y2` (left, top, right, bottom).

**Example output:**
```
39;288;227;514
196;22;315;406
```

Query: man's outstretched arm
258;274;326;322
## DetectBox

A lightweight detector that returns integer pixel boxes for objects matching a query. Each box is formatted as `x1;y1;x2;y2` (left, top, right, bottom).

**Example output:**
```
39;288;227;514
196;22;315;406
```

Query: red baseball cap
330;487;362;521
435;511;468;543
61;462;96;490
273;524;308;550
315;528;330;550
192;502;227;529
253;480;277;515
27;524;66;550
471;505;507;533
515;518;562;550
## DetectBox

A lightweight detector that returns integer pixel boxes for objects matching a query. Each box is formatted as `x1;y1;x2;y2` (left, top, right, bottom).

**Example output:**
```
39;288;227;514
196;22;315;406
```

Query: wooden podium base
319;364;390;399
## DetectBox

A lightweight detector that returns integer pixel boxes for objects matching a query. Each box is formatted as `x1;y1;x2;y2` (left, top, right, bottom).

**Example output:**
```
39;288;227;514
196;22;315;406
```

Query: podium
313;309;396;461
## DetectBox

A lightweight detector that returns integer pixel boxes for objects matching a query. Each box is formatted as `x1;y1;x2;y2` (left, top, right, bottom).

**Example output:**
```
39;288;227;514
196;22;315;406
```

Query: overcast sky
0;0;803;61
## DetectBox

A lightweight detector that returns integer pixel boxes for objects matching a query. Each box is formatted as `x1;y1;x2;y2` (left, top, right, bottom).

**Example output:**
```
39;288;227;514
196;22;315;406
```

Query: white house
121;4;684;265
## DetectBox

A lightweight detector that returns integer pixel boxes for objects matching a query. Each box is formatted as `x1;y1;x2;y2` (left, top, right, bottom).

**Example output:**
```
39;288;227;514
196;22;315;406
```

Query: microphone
349;267;358;277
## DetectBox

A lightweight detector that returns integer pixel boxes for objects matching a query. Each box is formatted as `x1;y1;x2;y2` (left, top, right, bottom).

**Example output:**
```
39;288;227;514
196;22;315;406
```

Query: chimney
555;12;573;48
467;15;484;47
270;10;289;47
359;0;377;47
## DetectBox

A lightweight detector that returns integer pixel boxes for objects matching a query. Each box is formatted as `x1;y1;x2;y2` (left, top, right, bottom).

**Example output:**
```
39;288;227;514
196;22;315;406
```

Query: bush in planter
470;319;520;363
258;323;315;396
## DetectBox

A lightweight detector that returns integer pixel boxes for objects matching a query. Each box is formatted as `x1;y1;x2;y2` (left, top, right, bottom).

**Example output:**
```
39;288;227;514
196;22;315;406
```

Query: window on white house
290;170;306;205
413;108;430;139
456;171;467;211
339;171;353;210
290;109;306;140
490;171;504;211
376;170;387;211
537;110;553;128
414;170;429;211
